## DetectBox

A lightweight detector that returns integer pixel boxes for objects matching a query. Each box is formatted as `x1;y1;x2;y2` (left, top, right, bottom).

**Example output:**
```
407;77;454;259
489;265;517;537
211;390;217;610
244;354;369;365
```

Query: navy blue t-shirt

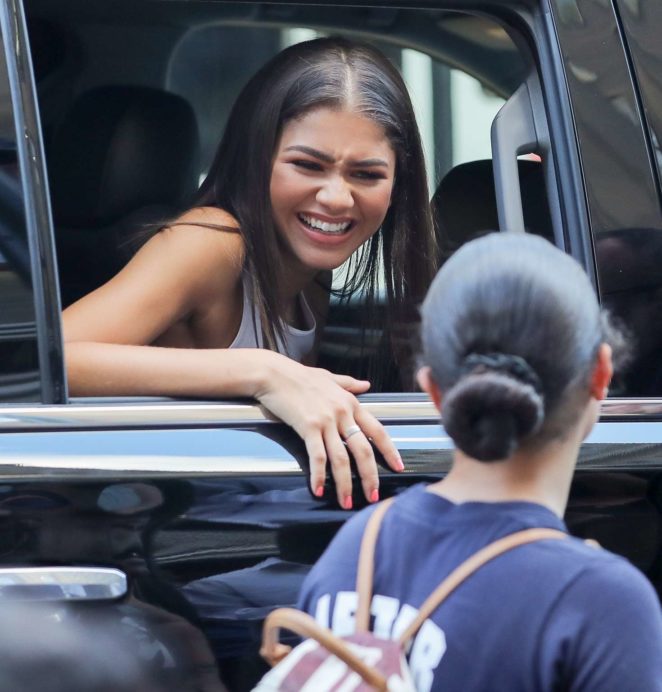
298;484;662;691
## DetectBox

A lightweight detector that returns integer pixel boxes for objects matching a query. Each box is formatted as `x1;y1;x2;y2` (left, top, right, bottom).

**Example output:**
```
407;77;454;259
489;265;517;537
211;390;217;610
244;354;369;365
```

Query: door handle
0;567;127;601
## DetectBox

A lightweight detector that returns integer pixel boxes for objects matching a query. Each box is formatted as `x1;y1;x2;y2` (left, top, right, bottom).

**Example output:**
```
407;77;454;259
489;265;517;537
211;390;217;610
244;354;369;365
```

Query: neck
428;424;586;517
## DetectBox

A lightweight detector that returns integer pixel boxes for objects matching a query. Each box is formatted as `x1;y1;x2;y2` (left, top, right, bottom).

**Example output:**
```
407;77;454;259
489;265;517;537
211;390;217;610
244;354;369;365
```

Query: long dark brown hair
186;37;436;380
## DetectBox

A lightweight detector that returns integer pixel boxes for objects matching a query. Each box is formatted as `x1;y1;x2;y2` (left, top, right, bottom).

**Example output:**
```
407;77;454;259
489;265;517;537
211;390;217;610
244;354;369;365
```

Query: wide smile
297;213;354;236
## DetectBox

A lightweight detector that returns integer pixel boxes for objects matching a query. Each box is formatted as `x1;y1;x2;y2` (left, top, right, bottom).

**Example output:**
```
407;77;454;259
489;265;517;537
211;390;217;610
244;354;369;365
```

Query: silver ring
343;424;362;441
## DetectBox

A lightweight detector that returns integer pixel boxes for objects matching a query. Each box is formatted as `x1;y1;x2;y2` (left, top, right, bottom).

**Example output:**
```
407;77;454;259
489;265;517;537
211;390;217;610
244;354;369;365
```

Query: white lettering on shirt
315;591;447;692
410;619;447;692
371;594;400;638
331;591;358;637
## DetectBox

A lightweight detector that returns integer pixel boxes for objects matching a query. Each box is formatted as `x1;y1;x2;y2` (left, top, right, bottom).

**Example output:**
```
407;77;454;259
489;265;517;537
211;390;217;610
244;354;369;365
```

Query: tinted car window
614;0;662;200
551;0;662;397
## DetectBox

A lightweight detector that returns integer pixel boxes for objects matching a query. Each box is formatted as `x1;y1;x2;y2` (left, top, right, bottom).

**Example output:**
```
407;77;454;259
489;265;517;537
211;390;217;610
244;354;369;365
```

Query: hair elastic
461;353;543;394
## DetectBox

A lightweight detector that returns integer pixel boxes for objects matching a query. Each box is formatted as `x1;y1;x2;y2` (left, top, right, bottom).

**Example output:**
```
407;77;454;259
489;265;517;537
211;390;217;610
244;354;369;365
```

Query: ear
590;343;613;401
417;366;443;412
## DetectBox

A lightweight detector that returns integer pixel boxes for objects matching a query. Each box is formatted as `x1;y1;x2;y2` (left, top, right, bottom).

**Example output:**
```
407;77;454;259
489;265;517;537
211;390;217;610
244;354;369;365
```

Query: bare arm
65;341;272;398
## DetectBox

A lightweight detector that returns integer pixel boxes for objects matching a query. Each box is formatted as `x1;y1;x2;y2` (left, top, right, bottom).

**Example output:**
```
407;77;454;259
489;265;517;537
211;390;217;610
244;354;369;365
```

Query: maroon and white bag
255;498;567;691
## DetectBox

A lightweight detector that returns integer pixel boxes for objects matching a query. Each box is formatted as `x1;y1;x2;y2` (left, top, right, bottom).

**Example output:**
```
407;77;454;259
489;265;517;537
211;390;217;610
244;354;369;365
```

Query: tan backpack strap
260;608;387;691
398;527;568;647
354;498;395;633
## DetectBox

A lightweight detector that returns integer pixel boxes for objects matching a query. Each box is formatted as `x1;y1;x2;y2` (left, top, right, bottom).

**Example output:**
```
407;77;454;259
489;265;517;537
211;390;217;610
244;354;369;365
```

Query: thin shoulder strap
397;527;568;646
354;498;395;633
167;221;240;233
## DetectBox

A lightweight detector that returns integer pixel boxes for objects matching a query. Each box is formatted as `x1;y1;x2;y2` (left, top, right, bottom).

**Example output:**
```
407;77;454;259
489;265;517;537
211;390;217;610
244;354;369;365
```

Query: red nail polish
314;486;324;498
370;489;379;503
343;496;353;510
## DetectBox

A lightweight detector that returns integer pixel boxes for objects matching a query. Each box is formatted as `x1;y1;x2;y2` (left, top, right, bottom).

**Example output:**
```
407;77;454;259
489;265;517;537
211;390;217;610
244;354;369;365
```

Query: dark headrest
49;86;199;227
432;159;553;261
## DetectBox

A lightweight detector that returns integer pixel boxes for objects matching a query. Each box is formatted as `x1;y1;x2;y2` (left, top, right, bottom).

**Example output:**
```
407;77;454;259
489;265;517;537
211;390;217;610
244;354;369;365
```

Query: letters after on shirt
313;591;446;692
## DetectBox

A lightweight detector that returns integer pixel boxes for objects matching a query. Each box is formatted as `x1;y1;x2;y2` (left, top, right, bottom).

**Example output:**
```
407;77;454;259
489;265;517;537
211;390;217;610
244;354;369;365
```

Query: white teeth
299;214;351;234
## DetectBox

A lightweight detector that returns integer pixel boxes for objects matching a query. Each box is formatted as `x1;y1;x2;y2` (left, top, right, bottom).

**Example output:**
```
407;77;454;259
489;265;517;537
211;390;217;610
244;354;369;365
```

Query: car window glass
0;35;40;403
613;0;662;200
556;0;662;397
619;1;662;397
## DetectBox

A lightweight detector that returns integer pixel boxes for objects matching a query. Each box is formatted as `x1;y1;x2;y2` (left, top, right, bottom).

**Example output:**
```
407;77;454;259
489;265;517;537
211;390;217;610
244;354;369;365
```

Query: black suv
0;0;661;689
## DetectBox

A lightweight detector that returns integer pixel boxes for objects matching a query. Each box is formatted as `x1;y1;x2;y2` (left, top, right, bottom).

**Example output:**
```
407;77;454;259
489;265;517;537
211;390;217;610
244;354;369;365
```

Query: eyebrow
284;145;390;167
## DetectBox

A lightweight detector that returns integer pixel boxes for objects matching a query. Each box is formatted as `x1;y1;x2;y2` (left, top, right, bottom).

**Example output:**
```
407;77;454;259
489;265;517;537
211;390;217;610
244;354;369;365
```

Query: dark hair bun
442;372;544;461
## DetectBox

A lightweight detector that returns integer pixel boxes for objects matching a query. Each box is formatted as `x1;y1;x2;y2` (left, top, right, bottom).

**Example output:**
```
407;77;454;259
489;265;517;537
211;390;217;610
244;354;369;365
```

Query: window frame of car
0;0;65;406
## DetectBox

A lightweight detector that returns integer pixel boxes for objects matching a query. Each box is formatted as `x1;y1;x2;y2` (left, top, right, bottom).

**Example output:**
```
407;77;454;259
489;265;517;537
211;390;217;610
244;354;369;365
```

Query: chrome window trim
0;395;439;429
0;397;656;431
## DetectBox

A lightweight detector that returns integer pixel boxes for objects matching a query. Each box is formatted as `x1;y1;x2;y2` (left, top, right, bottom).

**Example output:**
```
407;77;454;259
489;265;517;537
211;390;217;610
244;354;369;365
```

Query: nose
316;175;354;212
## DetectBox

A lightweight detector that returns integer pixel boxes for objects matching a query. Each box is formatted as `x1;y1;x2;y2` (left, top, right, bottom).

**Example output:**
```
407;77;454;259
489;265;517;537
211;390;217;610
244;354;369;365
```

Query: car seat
432;158;554;265
48;85;200;306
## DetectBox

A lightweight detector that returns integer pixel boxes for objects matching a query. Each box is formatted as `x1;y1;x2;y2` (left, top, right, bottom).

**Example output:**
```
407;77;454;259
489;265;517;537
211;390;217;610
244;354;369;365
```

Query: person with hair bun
298;233;662;691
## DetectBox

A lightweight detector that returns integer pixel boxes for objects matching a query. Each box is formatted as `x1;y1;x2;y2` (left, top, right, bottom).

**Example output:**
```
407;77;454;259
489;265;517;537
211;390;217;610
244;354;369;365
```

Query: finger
304;434;328;499
323;426;354;510
342;421;379;503
330;374;371;394
354;408;404;473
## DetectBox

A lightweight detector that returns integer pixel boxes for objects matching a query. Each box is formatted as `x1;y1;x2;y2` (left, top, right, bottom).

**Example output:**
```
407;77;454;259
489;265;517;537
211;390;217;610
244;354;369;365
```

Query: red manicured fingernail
370;489;379;503
343;496;353;510
314;486;324;498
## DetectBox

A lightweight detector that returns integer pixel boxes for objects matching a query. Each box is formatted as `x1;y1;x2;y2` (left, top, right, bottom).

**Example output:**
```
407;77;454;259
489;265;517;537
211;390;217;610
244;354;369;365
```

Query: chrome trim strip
0;455;301;475
597;399;662;417
0;398;659;430
0;398;439;429
0;567;127;601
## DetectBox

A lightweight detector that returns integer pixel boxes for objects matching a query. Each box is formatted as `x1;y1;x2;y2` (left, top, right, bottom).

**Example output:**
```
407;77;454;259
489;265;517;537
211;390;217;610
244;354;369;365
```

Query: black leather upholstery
49;85;200;306
432;159;553;264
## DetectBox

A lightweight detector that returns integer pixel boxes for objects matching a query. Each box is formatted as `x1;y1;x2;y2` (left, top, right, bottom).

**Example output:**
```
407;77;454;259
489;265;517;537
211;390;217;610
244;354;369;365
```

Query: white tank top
228;277;316;363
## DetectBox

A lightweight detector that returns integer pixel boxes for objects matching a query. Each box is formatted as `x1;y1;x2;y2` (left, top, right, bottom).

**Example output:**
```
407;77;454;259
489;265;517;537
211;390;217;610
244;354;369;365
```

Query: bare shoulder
144;206;245;293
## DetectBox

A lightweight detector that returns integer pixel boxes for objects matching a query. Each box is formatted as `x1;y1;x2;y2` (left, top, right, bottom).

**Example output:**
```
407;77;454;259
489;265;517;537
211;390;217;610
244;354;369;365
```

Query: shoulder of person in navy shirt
298;232;662;692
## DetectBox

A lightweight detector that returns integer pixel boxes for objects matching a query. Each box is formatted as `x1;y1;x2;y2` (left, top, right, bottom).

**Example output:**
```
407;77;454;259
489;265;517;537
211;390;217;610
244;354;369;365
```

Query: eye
352;170;387;181
292;159;324;172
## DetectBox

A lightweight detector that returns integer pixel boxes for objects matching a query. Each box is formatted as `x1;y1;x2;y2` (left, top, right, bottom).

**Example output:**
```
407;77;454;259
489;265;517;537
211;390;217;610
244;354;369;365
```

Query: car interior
23;0;556;395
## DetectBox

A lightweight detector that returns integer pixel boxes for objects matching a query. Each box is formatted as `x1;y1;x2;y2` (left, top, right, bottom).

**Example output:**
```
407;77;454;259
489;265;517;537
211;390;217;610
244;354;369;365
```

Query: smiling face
269;107;396;274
